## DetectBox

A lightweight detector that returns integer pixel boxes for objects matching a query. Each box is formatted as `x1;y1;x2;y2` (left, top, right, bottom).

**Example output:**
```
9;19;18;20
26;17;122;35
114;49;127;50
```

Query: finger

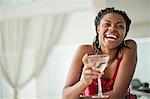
84;69;92;74
92;69;103;77
98;71;104;77
82;53;88;64
83;68;101;76
101;71;104;75
83;75;97;85
98;74;102;77
83;63;97;73
85;75;98;79
91;66;96;70
82;64;91;71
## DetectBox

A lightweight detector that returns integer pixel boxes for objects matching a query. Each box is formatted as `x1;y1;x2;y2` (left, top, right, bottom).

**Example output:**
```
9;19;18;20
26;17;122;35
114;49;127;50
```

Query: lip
104;33;118;40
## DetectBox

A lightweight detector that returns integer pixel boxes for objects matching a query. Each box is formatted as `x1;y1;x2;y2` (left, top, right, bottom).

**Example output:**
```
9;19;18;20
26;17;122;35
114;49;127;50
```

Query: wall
48;37;150;98
134;38;150;83
48;8;150;98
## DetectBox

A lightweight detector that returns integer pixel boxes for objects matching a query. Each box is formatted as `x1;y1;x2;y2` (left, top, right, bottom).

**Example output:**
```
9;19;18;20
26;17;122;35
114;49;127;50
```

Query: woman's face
97;13;126;50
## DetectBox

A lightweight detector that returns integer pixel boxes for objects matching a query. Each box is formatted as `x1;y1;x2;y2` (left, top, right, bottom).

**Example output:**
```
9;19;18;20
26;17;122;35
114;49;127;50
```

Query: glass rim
88;54;109;58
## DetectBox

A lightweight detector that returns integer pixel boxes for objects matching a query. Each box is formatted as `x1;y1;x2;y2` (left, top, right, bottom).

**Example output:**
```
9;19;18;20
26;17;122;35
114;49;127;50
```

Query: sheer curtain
0;11;67;99
0;0;93;99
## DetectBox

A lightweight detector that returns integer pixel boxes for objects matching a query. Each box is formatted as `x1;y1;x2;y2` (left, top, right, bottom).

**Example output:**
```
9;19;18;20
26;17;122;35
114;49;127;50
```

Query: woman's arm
61;45;101;99
104;39;137;98
61;45;89;99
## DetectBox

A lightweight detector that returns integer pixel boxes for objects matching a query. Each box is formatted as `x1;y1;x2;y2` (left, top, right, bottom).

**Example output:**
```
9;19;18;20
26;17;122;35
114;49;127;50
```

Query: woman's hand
82;53;103;85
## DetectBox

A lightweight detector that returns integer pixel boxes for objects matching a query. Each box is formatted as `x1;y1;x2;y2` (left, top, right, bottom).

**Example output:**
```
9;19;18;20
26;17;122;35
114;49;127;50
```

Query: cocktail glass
88;54;109;98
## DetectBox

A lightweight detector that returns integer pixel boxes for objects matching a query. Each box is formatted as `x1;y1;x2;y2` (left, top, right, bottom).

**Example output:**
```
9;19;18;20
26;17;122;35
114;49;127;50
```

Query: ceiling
1;0;150;39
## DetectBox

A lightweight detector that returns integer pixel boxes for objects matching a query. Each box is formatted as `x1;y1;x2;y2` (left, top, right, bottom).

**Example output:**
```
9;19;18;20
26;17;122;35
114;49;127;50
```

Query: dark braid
93;35;100;54
93;7;131;55
93;26;101;54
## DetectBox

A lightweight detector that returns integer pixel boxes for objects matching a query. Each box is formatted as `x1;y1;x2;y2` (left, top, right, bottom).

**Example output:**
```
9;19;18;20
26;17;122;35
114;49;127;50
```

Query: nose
109;25;117;32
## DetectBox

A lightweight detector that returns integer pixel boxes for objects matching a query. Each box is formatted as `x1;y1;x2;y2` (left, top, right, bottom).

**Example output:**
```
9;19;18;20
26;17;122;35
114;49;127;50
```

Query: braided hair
93;7;131;54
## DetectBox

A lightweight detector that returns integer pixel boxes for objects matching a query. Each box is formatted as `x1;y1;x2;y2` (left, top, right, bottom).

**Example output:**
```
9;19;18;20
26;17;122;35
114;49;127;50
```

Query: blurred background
0;0;150;99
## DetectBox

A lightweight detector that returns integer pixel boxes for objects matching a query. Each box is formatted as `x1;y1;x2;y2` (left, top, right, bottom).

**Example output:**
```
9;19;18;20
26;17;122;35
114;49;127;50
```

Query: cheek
98;28;107;37
122;32;126;39
119;30;126;38
98;24;106;31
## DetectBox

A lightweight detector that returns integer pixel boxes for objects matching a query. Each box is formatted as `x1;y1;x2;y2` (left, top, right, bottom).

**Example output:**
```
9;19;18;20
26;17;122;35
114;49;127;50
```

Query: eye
117;24;124;29
102;23;111;27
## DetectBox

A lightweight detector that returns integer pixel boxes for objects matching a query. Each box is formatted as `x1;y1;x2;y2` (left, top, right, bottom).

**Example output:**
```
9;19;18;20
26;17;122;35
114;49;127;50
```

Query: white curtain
0;14;67;99
0;0;93;98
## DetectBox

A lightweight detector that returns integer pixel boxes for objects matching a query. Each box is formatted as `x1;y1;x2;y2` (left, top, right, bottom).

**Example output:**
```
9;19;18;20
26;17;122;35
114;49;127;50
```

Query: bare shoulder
125;39;137;49
77;44;93;50
71;44;94;66
76;44;94;55
123;39;137;62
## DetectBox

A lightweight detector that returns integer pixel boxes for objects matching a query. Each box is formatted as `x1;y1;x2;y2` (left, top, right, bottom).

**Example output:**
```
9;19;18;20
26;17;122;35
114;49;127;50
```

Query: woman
61;7;137;99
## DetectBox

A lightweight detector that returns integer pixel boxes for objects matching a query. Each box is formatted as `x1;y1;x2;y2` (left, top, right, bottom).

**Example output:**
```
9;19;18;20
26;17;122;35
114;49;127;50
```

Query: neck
101;46;117;55
100;45;118;63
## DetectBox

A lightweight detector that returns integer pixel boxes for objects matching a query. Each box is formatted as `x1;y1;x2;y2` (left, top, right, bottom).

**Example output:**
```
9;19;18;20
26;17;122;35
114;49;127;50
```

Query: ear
97;25;100;33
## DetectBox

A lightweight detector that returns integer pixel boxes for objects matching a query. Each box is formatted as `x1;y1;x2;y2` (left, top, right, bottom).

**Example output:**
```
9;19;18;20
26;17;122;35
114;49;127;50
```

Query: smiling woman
61;7;137;99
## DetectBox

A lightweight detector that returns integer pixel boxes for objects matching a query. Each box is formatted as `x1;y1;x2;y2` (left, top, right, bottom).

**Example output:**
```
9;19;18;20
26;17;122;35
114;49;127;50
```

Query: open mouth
105;34;117;41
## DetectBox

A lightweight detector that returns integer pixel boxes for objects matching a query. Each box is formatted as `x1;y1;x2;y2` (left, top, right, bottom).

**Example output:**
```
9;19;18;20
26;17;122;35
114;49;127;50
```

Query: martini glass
88;54;109;98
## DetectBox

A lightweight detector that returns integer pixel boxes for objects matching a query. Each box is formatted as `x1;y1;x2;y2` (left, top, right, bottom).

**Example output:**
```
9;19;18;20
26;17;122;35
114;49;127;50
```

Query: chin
105;44;119;50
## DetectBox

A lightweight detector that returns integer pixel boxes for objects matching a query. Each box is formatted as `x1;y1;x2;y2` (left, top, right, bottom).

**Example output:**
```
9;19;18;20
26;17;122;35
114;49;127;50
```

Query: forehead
101;13;125;23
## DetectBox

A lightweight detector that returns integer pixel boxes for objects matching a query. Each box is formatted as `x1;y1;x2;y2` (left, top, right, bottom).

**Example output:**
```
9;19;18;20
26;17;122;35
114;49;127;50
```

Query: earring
95;36;99;48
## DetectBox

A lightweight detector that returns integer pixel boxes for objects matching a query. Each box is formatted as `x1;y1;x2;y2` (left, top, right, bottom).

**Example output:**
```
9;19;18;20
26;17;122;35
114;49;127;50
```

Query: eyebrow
103;20;124;24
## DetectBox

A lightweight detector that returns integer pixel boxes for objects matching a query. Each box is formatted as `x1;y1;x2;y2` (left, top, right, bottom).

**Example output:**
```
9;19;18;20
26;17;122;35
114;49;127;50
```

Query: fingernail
99;74;102;77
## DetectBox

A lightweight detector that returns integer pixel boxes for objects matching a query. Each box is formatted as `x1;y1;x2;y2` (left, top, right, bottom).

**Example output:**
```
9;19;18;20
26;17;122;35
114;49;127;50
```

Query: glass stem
98;78;102;96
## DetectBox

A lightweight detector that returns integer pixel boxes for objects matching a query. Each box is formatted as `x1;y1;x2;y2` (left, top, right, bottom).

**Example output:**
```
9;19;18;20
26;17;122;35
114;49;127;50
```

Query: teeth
106;34;117;39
